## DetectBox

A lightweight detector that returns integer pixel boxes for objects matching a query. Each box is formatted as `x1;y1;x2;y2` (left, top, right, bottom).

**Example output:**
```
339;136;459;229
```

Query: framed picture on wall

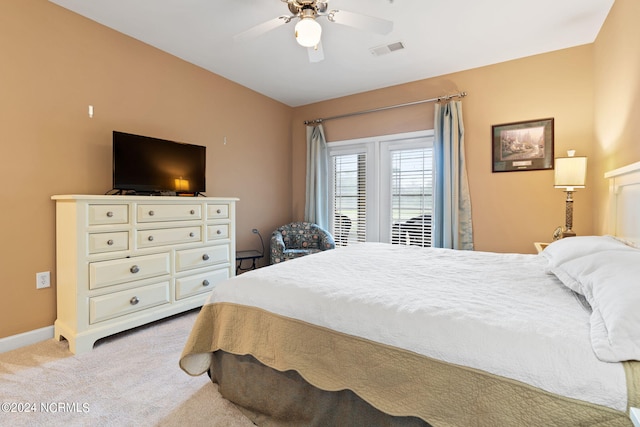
491;118;554;172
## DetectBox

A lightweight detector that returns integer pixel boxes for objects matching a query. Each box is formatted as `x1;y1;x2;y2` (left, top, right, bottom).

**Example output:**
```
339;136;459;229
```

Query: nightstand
534;242;550;253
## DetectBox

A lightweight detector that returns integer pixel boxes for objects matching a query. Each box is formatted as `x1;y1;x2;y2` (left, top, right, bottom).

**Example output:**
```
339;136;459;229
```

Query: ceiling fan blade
233;16;291;43
307;42;324;63
328;10;393;35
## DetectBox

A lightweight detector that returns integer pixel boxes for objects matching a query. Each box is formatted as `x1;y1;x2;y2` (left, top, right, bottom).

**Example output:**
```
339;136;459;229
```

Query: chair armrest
318;229;335;249
270;231;286;264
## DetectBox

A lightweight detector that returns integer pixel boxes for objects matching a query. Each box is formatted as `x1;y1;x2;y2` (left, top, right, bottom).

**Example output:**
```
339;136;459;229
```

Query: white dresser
51;195;237;354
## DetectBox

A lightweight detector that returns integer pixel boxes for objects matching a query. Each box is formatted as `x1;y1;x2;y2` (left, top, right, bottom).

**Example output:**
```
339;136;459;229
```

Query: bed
180;162;640;426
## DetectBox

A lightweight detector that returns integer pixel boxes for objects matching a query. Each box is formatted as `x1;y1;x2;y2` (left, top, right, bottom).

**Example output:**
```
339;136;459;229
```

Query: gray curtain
432;100;474;250
304;124;329;230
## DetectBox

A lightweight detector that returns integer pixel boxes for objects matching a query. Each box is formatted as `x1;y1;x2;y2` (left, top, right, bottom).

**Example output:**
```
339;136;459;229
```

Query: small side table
534;242;550;254
236;249;263;275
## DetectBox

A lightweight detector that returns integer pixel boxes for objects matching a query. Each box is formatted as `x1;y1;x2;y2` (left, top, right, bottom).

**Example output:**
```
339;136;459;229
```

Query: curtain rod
303;91;467;125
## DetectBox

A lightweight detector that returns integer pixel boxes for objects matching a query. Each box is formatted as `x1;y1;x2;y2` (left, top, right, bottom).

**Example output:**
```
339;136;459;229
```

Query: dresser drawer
89;253;170;290
88;231;129;254
137;204;201;222
89;281;170;324
207;204;229;220
137;226;201;248
175;268;229;300
88;204;129;225
175;245;229;272
207;224;229;240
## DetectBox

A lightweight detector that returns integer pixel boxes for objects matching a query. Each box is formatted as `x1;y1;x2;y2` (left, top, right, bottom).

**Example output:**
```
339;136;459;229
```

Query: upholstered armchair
270;222;335;264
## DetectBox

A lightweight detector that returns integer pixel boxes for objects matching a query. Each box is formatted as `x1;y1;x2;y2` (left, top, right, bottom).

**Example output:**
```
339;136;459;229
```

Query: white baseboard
0;326;54;354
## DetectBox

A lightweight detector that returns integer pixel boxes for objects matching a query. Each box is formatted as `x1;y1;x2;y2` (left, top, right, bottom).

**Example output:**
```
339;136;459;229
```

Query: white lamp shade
295;17;322;47
554;156;587;190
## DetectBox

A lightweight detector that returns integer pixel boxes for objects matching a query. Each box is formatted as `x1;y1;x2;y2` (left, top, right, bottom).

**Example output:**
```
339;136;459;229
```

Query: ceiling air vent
370;41;405;56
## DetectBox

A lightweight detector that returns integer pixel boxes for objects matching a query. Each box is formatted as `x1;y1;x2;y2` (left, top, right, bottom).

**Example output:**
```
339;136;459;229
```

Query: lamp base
552;226;576;241
561;191;576;239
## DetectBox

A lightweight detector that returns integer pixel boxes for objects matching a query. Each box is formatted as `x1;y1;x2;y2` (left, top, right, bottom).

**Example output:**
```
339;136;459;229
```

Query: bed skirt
210;350;430;426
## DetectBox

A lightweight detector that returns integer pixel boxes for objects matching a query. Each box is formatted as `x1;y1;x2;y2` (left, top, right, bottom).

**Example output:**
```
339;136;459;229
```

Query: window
329;131;433;247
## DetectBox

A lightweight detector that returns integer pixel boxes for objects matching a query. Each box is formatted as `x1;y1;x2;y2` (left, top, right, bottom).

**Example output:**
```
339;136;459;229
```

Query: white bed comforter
209;243;627;411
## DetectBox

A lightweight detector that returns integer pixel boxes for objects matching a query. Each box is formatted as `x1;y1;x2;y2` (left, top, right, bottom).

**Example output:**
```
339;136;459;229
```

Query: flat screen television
112;131;206;196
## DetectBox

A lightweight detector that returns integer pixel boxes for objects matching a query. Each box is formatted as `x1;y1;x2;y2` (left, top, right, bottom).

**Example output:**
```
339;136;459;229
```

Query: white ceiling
48;0;614;107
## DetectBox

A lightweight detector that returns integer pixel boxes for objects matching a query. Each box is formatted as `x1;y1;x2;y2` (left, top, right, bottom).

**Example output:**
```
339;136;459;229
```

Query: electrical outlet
36;271;50;289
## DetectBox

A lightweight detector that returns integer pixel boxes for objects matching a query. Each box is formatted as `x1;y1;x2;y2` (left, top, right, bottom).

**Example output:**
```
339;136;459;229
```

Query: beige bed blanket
180;302;640;426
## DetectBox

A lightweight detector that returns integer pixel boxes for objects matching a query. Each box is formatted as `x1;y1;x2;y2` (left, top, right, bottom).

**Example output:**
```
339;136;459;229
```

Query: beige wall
0;0;293;338
593;0;640;233
292;46;596;254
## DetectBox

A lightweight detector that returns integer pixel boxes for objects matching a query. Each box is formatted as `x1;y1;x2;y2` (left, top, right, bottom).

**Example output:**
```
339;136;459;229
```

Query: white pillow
550;250;640;362
541;235;636;270
548;263;584;295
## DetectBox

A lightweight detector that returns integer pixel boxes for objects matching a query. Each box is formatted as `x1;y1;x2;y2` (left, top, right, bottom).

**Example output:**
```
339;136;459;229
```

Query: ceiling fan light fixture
295;17;322;47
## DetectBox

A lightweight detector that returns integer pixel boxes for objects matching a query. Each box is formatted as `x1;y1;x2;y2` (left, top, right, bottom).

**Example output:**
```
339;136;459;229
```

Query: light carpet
0;309;254;426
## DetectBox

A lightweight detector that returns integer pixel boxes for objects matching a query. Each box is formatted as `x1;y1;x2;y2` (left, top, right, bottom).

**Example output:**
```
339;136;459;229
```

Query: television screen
112;131;206;195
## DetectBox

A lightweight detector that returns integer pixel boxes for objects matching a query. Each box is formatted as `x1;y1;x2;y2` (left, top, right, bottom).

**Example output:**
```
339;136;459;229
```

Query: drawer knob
216;209;221;214
106;211;114;218
189;232;195;237
190;209;195;215
216;229;222;235
148;210;155;216
148;235;154;241
107;239;114;246
130;265;140;274
130;296;139;305
202;254;210;261
202;280;210;287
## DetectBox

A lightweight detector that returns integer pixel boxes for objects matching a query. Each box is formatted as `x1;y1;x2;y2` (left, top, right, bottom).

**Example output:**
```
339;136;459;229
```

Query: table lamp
554;150;587;239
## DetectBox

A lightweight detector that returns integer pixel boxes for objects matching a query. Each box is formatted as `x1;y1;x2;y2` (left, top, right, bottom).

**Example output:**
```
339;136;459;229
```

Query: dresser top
51;194;239;202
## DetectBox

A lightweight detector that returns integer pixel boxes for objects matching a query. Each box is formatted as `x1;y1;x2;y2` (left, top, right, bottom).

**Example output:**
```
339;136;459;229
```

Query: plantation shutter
390;148;432;247
332;153;367;246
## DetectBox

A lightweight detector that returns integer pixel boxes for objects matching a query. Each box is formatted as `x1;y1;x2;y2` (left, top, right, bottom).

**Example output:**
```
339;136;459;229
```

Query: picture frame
492;118;554;172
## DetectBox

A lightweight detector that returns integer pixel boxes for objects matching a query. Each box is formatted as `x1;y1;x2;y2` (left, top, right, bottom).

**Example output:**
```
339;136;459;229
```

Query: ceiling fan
233;0;394;63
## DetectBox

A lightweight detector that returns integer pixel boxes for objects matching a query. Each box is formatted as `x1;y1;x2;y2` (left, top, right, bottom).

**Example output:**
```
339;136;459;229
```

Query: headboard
605;161;640;245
